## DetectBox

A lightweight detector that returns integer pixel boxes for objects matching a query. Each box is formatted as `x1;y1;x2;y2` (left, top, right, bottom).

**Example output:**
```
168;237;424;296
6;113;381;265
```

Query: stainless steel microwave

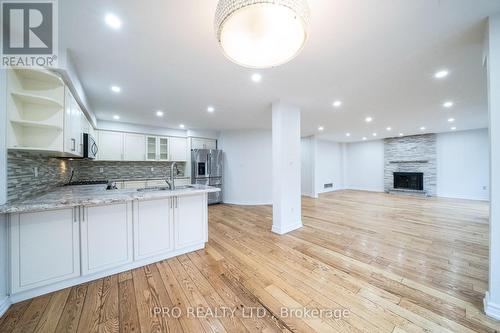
83;133;98;159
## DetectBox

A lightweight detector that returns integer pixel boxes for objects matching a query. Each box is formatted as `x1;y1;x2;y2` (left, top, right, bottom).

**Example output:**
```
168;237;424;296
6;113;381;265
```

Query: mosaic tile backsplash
71;160;185;182
7;151;72;202
7;151;186;202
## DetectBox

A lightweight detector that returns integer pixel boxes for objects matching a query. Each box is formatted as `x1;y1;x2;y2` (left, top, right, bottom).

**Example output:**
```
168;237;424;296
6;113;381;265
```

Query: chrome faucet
166;162;177;190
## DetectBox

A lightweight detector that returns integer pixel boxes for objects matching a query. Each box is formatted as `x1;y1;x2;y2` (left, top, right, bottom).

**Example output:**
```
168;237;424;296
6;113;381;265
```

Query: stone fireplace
384;134;437;196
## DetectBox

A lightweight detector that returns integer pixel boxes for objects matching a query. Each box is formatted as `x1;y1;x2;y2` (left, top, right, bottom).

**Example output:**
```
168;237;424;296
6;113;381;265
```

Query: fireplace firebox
393;172;424;191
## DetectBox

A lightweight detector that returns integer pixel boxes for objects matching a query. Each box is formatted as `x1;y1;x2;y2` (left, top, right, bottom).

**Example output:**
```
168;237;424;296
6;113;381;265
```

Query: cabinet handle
175;197;178;208
82;207;85;222
74;207;77;223
71;138;76;151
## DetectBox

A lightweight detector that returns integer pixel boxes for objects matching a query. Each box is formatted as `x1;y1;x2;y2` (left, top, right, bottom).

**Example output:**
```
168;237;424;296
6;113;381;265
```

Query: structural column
272;101;303;234
485;14;500;320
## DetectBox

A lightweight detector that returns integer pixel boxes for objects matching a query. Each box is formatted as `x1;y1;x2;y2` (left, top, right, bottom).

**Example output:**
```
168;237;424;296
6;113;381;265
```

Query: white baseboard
484;292;500;320
222;200;272;206
272;221;303;235
0;296;11;318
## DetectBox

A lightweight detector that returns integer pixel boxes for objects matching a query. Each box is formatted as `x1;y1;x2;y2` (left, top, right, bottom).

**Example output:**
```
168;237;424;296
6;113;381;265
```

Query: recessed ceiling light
105;14;122;29
362;137;367;141
113;115;120;120
448;118;455;123
386;127;392;131
434;70;449;79
443;101;454;108
365;117;373;123
318;126;324;131
372;133;377;137
420;126;426;131
346;133;351;137
451;127;457;131
251;73;262;83
111;85;121;93
179;124;185;129
399;133;404;137
207;106;215;113
333;100;342;108
156;110;164;117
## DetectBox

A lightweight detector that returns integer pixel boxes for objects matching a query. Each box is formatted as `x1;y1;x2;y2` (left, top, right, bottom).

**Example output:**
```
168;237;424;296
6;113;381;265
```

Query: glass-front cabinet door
146;136;157;160
158;137;169;161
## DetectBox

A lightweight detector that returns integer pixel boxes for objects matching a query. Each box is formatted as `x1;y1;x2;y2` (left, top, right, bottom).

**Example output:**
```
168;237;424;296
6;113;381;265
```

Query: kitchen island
0;184;220;302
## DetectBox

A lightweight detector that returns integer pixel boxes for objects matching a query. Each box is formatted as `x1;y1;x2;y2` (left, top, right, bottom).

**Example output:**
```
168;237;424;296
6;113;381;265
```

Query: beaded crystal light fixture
215;0;310;68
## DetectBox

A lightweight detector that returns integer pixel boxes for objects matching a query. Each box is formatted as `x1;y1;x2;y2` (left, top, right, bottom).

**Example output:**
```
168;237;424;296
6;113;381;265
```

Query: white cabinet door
146;136;158;160
72;102;83;157
124;133;146;161
158;137;169;161
10;208;80;293
191;138;216;150
169;137;187;161
64;88;78;155
98;130;124;160
134;198;174;260
81;203;133;275
174;194;207;249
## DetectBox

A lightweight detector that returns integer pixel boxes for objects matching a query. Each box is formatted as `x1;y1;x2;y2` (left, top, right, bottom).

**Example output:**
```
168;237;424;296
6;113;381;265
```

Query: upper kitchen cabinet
6;68;65;152
64;88;84;157
145;136;186;161
98;130;124;161
124;133;146;161
169;137;187;161
191;137;217;150
146;136;169;161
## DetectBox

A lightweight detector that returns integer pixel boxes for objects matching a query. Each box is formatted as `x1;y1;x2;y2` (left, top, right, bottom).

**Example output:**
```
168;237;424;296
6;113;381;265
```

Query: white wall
344;140;385;192
315;140;344;194
0;69;9;314
218;130;273;205
437;129;490;200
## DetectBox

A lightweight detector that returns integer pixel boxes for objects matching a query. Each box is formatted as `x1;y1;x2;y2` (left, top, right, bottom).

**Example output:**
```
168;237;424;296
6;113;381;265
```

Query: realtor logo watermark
1;0;58;68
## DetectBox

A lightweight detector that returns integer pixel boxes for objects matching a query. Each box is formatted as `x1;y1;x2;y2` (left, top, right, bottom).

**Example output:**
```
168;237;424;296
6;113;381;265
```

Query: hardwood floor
1;190;499;332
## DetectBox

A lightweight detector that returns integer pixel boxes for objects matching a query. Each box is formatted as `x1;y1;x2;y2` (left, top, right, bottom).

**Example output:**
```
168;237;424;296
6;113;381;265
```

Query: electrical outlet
99;167;104;173
34;167;38;178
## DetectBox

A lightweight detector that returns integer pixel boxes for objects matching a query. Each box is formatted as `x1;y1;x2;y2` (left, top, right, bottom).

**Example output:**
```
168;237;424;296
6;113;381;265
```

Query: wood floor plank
77;279;104;333
118;276;140;333
34;288;71;333
55;284;88;333
0;300;32;333
11;293;51;333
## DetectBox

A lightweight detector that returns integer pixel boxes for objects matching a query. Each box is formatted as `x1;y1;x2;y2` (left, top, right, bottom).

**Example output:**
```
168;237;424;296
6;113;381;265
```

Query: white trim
0;296;11;318
9;242;205;304
272;221;303;235
484;292;500;320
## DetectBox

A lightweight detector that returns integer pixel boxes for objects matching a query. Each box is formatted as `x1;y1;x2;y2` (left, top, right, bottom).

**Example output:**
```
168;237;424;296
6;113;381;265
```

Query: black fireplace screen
393;172;424;191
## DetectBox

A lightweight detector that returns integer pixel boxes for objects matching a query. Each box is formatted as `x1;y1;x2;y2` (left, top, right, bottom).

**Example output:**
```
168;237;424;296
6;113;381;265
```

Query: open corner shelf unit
7;68;65;152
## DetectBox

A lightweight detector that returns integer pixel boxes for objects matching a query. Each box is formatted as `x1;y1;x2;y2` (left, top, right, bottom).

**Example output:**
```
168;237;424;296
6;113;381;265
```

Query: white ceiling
60;0;500;142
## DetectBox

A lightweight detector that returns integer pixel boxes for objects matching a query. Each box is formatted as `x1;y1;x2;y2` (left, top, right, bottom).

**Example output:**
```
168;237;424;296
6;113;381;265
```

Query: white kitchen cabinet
64;88;83;157
98;130;124;160
80;203;133;275
174;194;207;249
191;137;216;150
133;198;174;260
159;137;169;161
124;133;146;161
169;137;187;161
10;208;80;293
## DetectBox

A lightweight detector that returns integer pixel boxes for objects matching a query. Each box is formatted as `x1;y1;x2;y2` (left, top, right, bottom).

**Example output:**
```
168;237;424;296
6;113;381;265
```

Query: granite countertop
0;184;220;214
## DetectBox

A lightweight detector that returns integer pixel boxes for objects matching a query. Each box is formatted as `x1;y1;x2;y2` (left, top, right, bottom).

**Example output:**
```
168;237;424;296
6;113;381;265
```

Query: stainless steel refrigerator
191;149;223;204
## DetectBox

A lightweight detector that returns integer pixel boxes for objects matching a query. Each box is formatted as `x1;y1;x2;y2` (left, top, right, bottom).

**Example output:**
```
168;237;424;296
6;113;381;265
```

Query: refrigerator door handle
207;153;211;177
